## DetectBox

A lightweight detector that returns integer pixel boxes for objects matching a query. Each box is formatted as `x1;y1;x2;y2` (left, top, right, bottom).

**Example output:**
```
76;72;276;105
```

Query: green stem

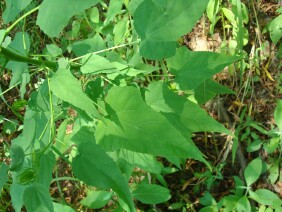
0;46;82;70
0;46;58;69
5;6;40;35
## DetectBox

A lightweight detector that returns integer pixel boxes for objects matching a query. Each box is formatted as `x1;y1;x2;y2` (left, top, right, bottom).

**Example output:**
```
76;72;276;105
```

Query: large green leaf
96;86;207;164
133;0;209;59
50;68;101;118
22;109;51;152
2;0;32;23
35;151;56;189
23;183;54;212
249;189;282;207
145;81;229;134
37;0;99;37
132;183;171;204
0;163;9;195
181;100;229;134
194;79;235;105
72;142;135;212
10;145;25;171
167;47;241;90
267;14;282;44
10;179;28;212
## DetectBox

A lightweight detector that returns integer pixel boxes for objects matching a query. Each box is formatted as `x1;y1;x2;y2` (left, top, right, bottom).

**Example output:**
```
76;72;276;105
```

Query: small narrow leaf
104;0;123;25
244;157;262;187
37;0;99;37
50;68;100;118
72;142;135;211
132;184;171;204
274;100;282;131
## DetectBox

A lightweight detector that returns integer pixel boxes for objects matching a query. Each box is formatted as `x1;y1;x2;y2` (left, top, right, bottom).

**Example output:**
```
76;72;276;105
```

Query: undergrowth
0;0;282;211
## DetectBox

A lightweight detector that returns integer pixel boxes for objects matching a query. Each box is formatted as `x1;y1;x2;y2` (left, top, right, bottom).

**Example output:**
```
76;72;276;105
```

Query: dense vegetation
0;0;282;211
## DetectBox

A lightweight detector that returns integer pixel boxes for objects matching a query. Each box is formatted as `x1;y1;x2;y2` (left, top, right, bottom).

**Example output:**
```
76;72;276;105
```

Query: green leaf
218;195;239;211
104;0;124;26
3;119;18;134
80;190;113;209
274;100;282;131
22;109;51;152
28;81;51;112
222;8;237;27
0;29;6;44
145;82;229;134
72;34;106;57
10;145;25;171
6;32;31;98
112;149;163;174
37;0;100;37
194;79;235;105
53;203;75;212
132;183;171;204
46;44;62;57
200;191;217;207
23;183;54;212
167;47;241;90
0;163;9;195
35;151;56;189
10;178;28;212
249;189;282;207
114;20;128;45
236;196;251;212
268;160;279;184
71;126;96;146
50;68;101;118
244;157;262;187
2;0;32;23
81;54;118;74
267;14;282;44
133;0;209;59
72;142;135;212
88;7;99;23
96;86;208;164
